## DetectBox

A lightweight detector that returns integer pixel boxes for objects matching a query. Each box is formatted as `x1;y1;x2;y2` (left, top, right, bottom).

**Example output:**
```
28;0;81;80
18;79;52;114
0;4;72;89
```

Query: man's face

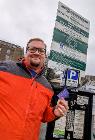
25;40;46;68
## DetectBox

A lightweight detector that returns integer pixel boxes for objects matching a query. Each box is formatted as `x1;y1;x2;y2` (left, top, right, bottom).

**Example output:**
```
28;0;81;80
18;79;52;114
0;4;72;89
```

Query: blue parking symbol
67;69;79;80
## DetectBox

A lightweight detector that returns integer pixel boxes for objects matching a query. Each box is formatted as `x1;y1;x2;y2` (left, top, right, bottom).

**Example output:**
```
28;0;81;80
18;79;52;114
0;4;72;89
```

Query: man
0;38;68;140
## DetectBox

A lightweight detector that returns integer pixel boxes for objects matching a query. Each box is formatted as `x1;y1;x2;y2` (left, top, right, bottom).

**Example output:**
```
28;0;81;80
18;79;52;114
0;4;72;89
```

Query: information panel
48;1;90;83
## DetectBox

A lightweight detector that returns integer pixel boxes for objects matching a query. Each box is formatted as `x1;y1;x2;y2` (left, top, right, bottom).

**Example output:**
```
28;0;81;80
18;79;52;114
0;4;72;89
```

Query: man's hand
53;98;68;117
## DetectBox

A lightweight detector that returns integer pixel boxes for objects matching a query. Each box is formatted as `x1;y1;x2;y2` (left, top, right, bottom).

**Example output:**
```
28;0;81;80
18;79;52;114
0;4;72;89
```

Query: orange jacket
0;60;56;140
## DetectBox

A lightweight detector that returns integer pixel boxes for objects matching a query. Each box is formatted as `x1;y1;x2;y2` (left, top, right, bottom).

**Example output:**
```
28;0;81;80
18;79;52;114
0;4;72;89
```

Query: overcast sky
0;0;95;75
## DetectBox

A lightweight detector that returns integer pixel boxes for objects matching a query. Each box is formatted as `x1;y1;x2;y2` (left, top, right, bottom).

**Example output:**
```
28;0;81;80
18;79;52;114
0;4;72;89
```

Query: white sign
73;110;85;139
48;1;90;83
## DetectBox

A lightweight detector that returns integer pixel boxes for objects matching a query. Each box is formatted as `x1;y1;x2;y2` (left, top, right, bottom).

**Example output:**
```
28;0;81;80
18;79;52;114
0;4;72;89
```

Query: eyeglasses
28;47;46;54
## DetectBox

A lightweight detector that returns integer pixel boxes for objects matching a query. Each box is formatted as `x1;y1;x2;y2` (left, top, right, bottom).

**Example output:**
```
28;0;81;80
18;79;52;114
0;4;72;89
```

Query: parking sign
66;69;80;87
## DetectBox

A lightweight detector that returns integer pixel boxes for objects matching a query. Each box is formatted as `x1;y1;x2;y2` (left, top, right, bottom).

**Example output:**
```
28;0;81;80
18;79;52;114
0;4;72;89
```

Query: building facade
0;40;24;61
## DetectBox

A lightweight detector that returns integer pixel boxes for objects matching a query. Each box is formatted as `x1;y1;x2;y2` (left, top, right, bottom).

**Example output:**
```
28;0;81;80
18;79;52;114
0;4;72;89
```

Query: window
5;55;10;60
6;49;11;54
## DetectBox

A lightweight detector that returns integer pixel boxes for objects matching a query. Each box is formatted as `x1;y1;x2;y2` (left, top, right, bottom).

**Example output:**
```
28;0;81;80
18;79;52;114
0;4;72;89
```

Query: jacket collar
16;60;45;78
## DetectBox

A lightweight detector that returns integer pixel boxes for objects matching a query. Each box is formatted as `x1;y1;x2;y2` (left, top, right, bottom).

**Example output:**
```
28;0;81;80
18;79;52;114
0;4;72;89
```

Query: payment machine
45;69;93;140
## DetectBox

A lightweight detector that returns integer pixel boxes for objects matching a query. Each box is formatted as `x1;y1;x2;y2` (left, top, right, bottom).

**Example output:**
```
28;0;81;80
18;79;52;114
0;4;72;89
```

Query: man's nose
35;49;40;54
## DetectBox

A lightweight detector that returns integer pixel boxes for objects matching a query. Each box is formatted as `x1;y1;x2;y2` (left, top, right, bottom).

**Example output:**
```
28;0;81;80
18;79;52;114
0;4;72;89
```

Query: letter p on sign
67;69;78;80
